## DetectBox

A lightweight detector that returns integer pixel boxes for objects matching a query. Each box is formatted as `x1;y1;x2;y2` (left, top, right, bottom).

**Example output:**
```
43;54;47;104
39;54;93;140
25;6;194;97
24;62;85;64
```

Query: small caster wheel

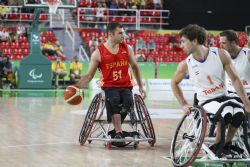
88;140;92;144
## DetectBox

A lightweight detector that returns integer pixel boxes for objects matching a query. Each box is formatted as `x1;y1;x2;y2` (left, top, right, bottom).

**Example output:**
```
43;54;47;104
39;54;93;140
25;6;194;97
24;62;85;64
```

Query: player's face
220;36;231;51
112;27;125;43
180;36;195;55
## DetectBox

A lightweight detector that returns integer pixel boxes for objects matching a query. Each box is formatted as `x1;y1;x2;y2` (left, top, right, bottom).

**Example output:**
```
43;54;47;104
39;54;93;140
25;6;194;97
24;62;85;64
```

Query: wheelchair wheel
134;94;156;146
171;106;207;167
79;93;102;145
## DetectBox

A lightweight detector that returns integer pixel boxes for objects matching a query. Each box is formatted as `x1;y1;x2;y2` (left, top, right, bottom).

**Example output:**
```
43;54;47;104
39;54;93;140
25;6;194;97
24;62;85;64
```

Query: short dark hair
106;22;123;35
179;24;207;45
219;30;239;45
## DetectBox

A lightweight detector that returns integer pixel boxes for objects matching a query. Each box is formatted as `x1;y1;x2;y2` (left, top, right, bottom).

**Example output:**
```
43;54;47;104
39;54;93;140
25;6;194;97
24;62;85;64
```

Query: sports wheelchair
79;92;156;149
170;104;250;167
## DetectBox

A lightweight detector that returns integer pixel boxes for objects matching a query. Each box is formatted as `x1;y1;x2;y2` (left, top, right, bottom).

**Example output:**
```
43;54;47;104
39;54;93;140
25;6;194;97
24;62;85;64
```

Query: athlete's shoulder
208;47;219;56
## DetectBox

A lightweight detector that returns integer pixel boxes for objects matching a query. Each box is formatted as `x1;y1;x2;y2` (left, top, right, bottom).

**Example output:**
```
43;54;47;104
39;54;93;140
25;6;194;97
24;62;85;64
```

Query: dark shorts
103;87;133;122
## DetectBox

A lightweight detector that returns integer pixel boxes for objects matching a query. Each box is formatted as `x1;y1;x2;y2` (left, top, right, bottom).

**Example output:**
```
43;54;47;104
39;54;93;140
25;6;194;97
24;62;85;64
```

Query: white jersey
226;47;250;93
186;47;228;104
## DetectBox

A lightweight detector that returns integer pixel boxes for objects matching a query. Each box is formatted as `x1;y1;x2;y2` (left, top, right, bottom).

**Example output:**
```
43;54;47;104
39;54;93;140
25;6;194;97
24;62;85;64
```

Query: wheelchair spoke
171;106;207;166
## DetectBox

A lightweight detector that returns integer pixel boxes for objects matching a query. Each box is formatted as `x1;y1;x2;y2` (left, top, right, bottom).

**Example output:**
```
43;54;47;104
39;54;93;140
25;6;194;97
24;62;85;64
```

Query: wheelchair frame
170;105;250;167
79;92;156;149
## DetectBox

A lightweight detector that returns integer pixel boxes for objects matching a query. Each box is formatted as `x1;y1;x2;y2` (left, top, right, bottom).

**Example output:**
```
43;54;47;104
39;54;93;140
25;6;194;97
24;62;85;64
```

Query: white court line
0;138;171;149
0;141;78;149
160;156;172;161
71;108;184;119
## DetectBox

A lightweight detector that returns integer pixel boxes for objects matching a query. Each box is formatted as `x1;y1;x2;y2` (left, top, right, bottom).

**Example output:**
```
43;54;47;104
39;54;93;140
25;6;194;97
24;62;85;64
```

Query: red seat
11;42;19;49
0;42;6;49
28;14;33;20
141;18;147;23
90;1;97;7
8;13;19;20
23;49;29;56
130;17;136;23
39;14;48;20
79;0;88;7
148;18;156;23
41;36;46;43
20;13;28;20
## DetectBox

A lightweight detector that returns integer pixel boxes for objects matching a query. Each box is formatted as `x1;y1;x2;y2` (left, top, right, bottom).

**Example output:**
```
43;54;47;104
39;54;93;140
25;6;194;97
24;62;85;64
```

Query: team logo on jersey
29;69;42;79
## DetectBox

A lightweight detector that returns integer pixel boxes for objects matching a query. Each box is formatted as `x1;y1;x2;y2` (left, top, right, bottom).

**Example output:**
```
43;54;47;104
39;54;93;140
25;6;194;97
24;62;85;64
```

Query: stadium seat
23;49;29;56
20;13;28;20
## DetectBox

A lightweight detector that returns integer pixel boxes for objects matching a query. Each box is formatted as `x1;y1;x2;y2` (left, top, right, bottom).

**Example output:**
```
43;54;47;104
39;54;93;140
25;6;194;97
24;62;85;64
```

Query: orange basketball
64;85;84;105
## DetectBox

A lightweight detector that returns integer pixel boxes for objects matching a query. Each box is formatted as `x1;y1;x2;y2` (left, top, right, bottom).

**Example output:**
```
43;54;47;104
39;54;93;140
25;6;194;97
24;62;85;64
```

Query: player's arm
127;44;146;99
219;48;250;113
75;49;100;89
171;60;190;114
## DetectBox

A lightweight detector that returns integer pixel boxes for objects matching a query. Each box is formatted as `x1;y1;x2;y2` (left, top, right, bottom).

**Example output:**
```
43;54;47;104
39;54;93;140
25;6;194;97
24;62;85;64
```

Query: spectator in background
0;2;9;20
42;41;57;57
96;2;105;22
8;0;22;6
53;41;65;58
136;37;146;51
51;57;67;89
0;55;17;89
0;28;11;42
109;0;118;15
167;32;181;51
16;24;26;42
135;49;146;62
42;41;65;58
147;39;156;52
69;56;82;84
140;0;146;9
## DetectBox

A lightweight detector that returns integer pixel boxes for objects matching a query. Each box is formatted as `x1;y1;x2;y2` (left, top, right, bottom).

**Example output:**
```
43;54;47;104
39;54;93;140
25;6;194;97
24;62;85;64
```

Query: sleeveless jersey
98;42;133;88
226;47;250;93
186;47;228;103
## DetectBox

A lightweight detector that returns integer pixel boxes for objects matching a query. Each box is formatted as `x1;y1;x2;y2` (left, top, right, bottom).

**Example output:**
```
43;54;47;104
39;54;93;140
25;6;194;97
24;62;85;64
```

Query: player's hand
139;87;147;99
182;104;191;115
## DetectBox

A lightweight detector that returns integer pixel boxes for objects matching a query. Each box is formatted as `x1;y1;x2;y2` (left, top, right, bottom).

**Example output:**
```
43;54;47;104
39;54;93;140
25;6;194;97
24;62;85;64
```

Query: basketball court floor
0;89;250;167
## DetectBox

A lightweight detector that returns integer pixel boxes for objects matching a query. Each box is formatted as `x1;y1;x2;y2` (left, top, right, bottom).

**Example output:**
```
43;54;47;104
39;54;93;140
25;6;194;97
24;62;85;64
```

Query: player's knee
109;96;122;115
224;113;232;125
231;112;245;128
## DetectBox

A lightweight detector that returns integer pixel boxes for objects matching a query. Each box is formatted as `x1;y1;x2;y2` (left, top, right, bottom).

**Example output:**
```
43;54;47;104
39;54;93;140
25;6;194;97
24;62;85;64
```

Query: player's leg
120;88;133;122
225;107;245;143
104;88;123;136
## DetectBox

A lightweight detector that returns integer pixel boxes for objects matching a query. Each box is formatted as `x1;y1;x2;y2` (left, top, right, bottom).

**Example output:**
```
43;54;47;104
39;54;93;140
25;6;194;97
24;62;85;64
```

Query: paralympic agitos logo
29;69;42;79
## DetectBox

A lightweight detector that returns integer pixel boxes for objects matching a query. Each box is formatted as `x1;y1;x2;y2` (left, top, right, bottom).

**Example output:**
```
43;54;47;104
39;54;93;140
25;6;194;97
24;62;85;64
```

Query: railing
65;21;75;50
0;6;68;27
79;45;89;62
1;6;170;30
77;8;170;30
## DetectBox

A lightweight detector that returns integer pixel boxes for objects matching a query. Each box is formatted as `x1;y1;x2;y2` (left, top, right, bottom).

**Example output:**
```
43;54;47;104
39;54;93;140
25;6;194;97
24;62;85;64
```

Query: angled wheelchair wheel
134;94;156;146
171;106;207;167
79;93;102;146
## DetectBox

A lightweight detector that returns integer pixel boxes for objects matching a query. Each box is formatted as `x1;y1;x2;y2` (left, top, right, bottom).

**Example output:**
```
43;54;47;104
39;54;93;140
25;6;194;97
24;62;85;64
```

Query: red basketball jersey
98;42;133;88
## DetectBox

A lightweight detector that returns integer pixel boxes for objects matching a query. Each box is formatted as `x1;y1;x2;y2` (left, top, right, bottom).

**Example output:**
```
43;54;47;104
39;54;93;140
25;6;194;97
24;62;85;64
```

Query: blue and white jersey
186;47;228;104
226;47;250;93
